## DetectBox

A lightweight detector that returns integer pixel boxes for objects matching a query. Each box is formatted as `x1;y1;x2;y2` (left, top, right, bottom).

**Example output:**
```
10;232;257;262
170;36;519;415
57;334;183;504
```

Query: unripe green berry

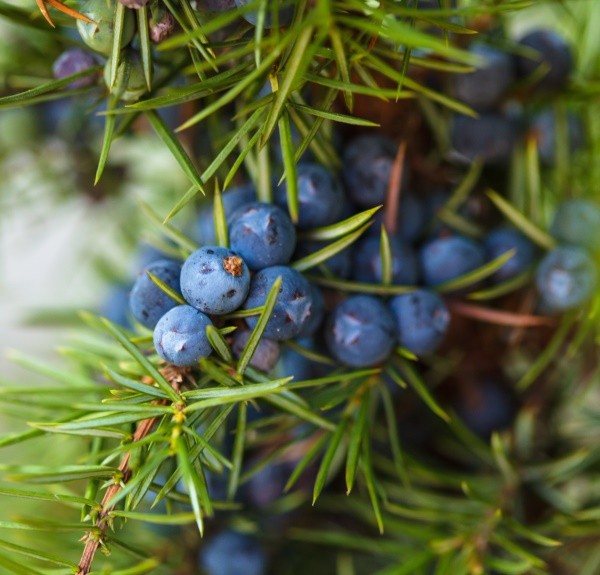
104;50;148;102
77;0;136;56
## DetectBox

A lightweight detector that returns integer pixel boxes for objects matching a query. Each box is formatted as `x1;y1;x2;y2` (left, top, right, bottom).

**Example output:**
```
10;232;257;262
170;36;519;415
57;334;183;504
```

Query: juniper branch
76;412;163;575
76;368;186;575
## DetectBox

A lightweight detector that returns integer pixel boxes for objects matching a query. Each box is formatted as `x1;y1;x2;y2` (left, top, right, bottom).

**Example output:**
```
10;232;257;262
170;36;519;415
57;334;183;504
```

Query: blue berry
529;109;584;166
275;163;344;229
550;199;600;254
52;49;97;89
153;305;213;366
536;246;597;311
229;202;296;270
352;235;419;285
231;329;280;372
453;43;514;110
515;29;572;92
129;259;182;329
199;530;267;575
483;227;537;283
234;0;294;28
450;113;519;165
342;135;403;208
389;290;450;355
195;184;256;245
454;380;515;439
420;235;486;288
325;295;396;367
243;266;314;340
180;246;250;315
369;193;426;243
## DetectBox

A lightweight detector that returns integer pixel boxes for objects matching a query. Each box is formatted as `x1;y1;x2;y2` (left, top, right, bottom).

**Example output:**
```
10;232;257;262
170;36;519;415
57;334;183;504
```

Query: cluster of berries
120;139;598;379
445;28;579;166
124;144;455;374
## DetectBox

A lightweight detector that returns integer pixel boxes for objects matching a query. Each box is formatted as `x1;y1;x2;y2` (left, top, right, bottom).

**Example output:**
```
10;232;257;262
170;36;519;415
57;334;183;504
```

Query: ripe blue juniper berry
368;192;426;243
342;134;403;207
420;235;486;288
153;305;213;367
243;265;314;340
129;259;182;329
515;28;573;92
483;227;537;283
536;246;598;312
229;202;297;270
275;162;344;229
452;42;514;110
389;290;450;355
325;295;396;367
180;246;251;315
352;234;420;286
450;112;520;165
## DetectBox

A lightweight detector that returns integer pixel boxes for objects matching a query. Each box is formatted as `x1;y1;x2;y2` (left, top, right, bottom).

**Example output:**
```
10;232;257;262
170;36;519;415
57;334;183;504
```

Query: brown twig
76;366;186;575
448;300;555;328
383;140;407;235
76;415;162;575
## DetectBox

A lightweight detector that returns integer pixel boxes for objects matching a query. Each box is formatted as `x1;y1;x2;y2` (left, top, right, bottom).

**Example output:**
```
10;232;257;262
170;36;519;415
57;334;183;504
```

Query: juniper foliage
1;1;600;574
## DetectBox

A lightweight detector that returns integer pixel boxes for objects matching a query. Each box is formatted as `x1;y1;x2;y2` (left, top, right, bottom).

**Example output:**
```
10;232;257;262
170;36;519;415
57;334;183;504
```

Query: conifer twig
76;413;163;575
77;367;186;574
